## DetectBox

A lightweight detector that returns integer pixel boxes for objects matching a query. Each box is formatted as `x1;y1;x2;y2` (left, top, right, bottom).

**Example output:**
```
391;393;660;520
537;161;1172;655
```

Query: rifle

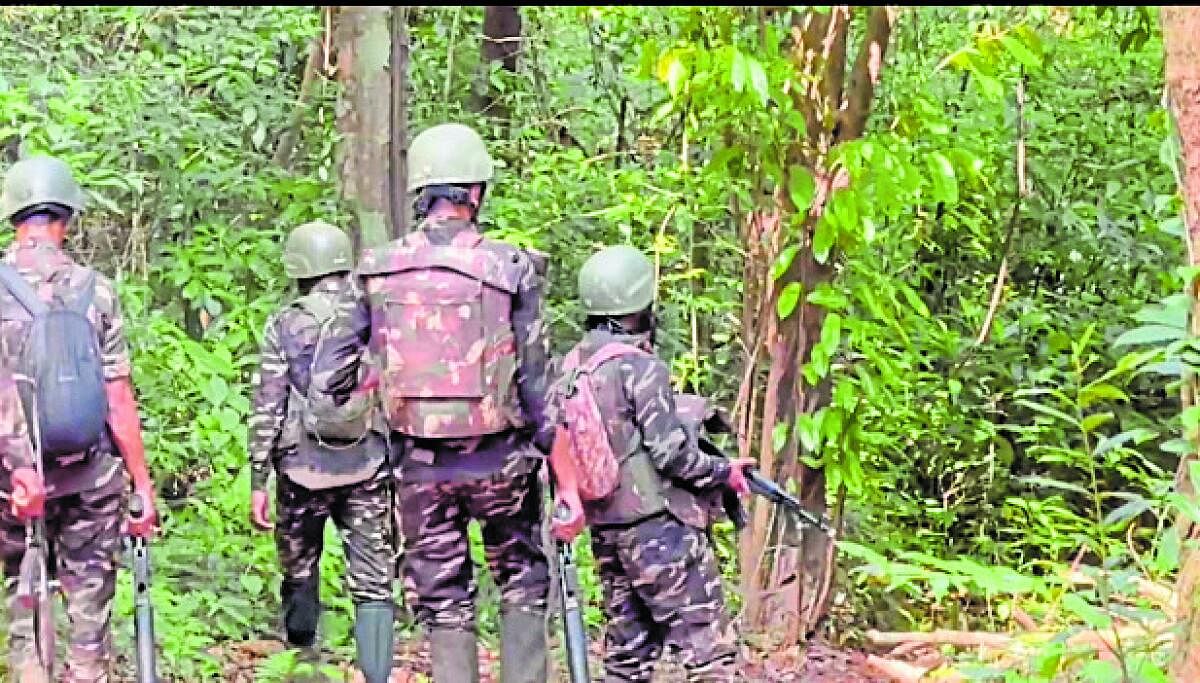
15;516;56;678
128;493;158;683
15;385;57;679
746;469;834;536
554;504;591;683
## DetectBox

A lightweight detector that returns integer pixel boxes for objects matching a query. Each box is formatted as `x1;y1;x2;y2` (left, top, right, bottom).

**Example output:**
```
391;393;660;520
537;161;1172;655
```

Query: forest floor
202;636;889;682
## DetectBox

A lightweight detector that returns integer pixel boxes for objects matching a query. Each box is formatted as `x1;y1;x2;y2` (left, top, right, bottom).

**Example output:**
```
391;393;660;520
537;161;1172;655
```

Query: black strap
0;264;48;317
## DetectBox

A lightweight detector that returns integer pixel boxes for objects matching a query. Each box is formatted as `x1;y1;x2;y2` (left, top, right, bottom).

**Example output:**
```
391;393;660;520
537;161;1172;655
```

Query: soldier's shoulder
80;266;121;309
482;237;548;278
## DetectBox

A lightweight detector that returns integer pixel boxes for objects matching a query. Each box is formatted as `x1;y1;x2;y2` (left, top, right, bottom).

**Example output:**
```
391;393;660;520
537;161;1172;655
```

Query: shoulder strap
292;292;337;325
0;263;48;317
581;342;649;374
69;271;98;316
451;230;484;248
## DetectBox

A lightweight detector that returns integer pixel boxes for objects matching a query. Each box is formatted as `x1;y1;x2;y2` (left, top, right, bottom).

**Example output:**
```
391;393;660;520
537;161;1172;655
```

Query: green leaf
772;245;798;281
1182;405;1200;431
1080;412;1113;433
1113;324;1186;348
788;166;816;214
729;49;748;93
1079;383;1128;409
777;282;803;319
927;152;958;203
820;313;842;350
807;284;849;310
1102;497;1151;527
812;217;835;264
1061;593;1112;630
666;57;687;97
747;57;769;106
999;35;1042;70
239;573;265;597
772;421;789;453
1014;399;1081;427
1017;475;1090;497
1155;526;1181;573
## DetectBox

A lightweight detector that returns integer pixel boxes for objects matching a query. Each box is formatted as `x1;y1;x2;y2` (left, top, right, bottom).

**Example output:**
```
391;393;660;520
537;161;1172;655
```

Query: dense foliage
0;5;1188;680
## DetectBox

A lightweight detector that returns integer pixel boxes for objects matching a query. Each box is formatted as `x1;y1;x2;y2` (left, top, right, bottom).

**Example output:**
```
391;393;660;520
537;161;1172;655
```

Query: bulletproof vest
357;225;524;439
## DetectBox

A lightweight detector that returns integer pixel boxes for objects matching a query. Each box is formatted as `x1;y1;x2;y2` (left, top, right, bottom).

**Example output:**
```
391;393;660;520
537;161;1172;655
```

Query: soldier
247;221;395;682
314;123;553;683
547;245;754;683
0;155;158;683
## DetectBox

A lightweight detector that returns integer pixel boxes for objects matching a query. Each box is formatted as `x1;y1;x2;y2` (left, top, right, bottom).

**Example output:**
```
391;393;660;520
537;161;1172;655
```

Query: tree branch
272;37;323;169
836;5;896;142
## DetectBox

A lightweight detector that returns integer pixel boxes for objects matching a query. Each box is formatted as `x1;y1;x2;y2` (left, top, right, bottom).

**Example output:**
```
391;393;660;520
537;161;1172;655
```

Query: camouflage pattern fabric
275;471;394;607
397;471;548;630
591;513;737;682
0;366;35;480
315;217;555;460
1;468;126;682
545;329;732;528
0;239;126;498
249;276;384;492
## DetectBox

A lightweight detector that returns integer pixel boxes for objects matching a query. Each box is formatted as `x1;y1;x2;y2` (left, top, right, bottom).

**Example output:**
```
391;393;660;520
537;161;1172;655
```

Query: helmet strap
414;183;487;223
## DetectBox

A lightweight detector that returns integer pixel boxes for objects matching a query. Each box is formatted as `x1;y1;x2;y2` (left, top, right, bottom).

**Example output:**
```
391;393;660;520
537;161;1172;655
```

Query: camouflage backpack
290;292;373;445
357;228;523;438
560;342;650;501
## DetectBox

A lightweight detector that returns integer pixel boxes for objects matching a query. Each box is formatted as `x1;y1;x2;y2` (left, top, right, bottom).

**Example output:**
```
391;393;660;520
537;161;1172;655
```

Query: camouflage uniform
248;275;392;638
547;329;739;682
0;239;131;682
317;216;553;632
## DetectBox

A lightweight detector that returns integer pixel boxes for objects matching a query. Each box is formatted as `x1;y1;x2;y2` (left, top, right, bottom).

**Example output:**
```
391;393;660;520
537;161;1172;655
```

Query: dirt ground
202;636;890;682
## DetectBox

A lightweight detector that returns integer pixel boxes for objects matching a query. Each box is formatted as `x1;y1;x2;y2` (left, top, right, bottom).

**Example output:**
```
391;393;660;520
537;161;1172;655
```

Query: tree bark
473;5;521;118
1164;6;1200;680
332;5;396;251
737;5;895;640
390;5;410;237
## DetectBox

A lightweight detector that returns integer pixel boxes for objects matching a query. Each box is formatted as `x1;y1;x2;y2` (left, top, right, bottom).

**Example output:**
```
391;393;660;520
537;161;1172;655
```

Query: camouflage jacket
249;276;385;491
0;239;126;498
546;329;732;527
0;366;36;491
314;218;553;483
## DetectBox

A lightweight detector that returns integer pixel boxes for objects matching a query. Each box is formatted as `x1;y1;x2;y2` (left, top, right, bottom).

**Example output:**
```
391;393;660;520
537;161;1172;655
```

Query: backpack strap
292;292;337;325
69;271;98;316
451;230;484;248
0;263;48;317
581;342;649;374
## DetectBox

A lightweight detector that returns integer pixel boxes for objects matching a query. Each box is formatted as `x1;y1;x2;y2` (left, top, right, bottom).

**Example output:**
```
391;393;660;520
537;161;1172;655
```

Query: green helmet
1;156;86;222
578;245;656;316
283;221;353;279
407;123;494;193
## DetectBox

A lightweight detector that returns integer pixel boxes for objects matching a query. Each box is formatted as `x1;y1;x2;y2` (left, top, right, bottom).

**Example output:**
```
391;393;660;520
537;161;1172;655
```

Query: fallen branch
1060;569;1177;611
864;655;930;683
867;629;1014;650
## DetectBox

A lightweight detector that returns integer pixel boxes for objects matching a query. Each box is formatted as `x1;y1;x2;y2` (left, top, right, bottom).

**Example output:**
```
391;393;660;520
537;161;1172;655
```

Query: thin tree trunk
1163;6;1200;680
473;5;521;119
332;5;395;251
390;5;410;236
738;5;895;639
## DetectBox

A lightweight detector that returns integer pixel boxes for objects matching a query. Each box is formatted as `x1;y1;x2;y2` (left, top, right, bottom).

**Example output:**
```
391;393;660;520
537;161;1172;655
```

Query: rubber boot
354;601;395;683
429;628;480;683
499;606;548;683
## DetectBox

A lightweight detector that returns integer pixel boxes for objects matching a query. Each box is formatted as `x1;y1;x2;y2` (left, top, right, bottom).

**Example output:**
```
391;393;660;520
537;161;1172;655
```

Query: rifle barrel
558;543;591;683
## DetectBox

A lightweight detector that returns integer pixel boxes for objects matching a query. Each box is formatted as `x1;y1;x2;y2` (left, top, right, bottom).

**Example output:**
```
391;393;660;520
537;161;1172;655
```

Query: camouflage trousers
275;472;393;642
398;471;548;631
592;513;738;682
1;472;125;683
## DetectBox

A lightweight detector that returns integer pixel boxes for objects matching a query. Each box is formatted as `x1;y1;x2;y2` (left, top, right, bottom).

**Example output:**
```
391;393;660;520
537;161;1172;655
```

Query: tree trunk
736;5;895;641
1163;6;1200;680
332;5;397;251
473;5;521;118
390;5;410;237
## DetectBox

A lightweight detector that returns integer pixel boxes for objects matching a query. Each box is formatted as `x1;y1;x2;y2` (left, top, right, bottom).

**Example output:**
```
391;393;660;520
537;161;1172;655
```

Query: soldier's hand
128;483;158;538
251;489;274;531
727;458;756;497
551;495;585;542
9;467;45;521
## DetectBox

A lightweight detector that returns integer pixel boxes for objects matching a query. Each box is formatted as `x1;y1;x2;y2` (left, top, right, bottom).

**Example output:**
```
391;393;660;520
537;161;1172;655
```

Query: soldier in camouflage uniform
248;221;395;682
315;123;553;683
547;245;754;683
0;156;158;683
